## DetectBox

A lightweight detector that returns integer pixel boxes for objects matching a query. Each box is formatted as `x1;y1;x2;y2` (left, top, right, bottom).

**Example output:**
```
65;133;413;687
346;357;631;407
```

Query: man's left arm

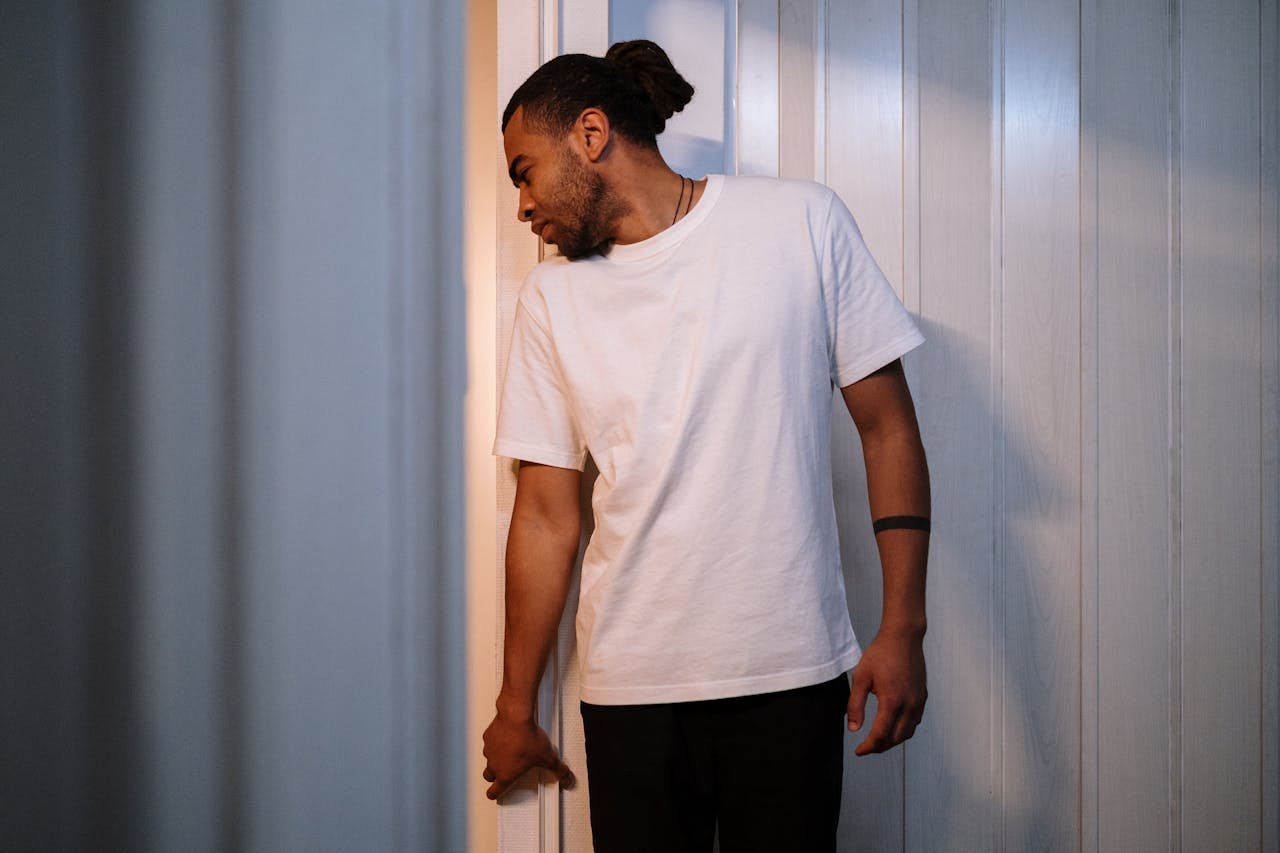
839;358;930;756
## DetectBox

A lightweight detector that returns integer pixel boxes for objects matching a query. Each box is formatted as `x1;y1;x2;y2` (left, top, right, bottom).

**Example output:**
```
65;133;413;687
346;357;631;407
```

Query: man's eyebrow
508;155;528;184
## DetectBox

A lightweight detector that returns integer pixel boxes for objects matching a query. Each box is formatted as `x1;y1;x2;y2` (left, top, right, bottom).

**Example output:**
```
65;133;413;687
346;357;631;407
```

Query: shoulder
710;176;842;247
714;176;840;237
718;175;838;210
516;254;572;309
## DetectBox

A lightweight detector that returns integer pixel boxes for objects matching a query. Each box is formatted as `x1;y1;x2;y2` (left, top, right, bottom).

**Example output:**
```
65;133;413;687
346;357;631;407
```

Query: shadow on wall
834;318;1069;848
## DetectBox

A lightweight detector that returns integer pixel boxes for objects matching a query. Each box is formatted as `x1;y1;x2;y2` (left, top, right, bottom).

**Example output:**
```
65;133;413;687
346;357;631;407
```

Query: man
482;39;930;852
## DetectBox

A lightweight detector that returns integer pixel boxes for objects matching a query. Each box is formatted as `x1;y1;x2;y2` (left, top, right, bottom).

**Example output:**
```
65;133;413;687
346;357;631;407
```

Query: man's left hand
846;629;928;756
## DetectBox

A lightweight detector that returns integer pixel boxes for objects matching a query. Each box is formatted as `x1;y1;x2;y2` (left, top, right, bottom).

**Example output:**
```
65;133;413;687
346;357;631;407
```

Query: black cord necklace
672;175;689;225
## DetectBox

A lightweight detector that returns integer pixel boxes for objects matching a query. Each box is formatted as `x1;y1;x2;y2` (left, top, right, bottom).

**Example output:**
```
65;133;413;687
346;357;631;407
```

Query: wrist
876;616;927;641
495;690;536;723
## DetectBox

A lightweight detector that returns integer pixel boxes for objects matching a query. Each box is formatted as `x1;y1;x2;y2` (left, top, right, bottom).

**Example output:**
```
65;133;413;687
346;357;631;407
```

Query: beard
550;147;631;260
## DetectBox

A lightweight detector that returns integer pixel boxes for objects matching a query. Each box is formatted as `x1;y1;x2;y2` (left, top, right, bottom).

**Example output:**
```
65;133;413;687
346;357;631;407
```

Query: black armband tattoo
872;515;931;534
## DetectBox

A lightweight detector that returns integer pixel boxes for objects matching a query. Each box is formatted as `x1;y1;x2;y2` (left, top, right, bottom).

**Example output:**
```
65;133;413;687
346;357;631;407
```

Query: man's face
503;107;625;260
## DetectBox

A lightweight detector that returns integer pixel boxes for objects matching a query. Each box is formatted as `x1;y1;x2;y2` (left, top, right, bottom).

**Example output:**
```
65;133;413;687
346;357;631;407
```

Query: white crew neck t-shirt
495;174;924;705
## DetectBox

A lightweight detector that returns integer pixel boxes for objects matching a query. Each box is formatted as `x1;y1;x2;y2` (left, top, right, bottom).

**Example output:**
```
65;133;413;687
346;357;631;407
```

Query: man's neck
606;155;707;246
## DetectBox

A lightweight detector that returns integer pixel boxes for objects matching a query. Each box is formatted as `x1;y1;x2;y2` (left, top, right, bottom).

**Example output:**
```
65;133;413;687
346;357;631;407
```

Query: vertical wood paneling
134;1;226;846
1180;2;1263;850
561;0;607;54
397;1;471;848
238;4;404;848
778;0;817;180
737;0;780;176
1001;0;1080;849
485;4;1280;850
465;0;500;846
822;1;906;847
1090;0;1175;850
1263;5;1280;851
900;0;921;324
912;1;999;850
1078;0;1099;847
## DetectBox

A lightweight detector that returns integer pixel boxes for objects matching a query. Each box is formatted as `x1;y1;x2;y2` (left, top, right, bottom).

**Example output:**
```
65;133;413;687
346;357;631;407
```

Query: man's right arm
482;460;581;801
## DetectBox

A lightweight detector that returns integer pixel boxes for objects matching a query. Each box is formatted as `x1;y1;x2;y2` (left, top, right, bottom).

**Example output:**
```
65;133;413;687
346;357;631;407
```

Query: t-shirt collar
602;174;724;264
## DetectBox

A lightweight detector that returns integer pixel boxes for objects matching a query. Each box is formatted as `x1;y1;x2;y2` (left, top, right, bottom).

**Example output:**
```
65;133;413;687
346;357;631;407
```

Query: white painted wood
464;0;501;847
235;5;406;847
562;0;608;54
1090;0;1175;850
900;0;920;324
737;0;779;176
394;2;470;849
5;1;469;849
1001;0;1081;849
987;2;1007;844
911;2;1000;850
1078;0;1099;848
133;1;227;847
778;0;816;181
1;1;94;845
483;2;1280;850
225;3;470;849
1166;3;1186;846
813;0;826;183
1180;1;1264;850
1262;5;1280;852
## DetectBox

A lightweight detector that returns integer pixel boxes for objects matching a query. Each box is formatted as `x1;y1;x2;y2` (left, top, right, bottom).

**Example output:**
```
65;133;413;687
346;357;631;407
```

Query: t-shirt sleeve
492;296;587;471
821;191;925;387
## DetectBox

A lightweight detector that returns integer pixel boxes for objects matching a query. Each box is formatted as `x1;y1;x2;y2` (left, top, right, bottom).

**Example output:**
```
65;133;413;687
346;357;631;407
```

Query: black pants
579;673;850;853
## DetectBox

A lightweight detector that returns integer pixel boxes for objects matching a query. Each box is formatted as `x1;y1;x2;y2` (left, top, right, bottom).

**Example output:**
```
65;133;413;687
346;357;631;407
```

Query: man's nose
518;187;534;221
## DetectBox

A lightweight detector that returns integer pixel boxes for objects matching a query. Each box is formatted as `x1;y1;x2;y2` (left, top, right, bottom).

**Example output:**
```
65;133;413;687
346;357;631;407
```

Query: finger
541;754;569;778
855;701;900;756
553;762;576;789
534;738;572;780
847;670;871;732
889;712;915;747
486;781;502;801
483;767;496;783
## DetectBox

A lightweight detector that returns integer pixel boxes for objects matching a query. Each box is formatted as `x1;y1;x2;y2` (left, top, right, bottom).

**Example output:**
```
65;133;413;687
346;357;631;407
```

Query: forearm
496;510;579;721
861;425;930;637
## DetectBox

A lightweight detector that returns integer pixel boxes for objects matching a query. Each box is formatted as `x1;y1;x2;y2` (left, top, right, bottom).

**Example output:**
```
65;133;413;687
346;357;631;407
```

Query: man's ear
575;108;611;163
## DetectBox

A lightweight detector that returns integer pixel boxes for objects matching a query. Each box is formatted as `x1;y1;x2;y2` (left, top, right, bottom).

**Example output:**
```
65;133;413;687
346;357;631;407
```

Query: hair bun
604;40;694;134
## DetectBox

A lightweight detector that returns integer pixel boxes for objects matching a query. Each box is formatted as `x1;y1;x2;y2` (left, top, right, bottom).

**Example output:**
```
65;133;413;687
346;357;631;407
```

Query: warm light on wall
465;0;500;851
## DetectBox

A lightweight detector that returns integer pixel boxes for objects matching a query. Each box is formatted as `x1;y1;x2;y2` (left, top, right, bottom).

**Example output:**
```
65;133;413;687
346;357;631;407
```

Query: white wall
1;1;467;850
487;0;1280;850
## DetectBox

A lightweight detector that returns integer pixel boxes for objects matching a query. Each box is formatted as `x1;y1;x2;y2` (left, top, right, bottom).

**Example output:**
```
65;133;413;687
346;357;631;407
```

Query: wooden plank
1000;0;1081;849
778;0;816;180
464;0;501;846
909;1;999;850
1262;3;1280;850
1179;1;1263;849
132;1;227;847
822;1;905;847
1078;0;1099;845
396;0;471;848
236;1;408;849
1090;0;1175;849
737;0;779;176
561;0;607;54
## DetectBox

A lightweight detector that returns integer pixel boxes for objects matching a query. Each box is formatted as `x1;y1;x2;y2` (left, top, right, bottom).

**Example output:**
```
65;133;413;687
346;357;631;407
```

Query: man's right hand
482;710;575;801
